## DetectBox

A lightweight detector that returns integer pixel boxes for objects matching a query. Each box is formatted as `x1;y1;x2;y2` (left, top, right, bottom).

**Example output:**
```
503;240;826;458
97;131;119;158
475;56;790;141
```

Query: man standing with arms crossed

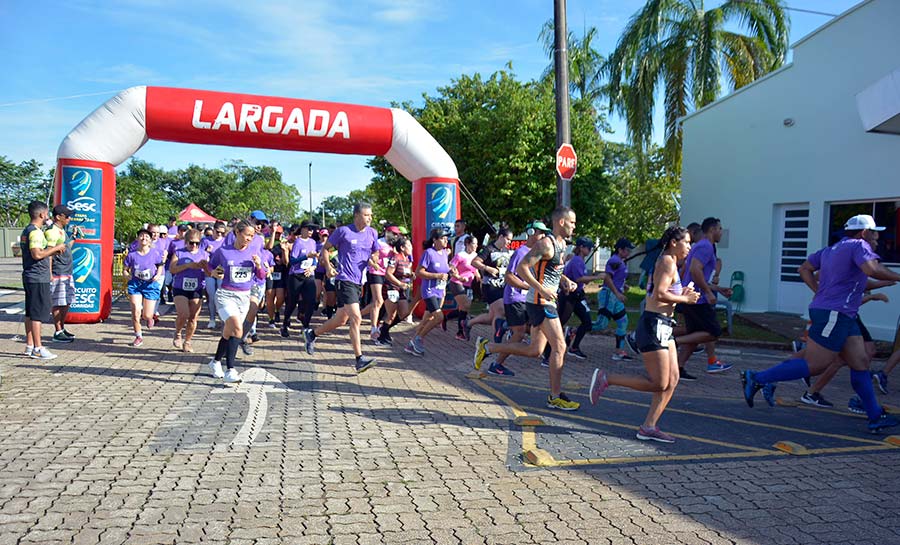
475;207;580;411
45;205;79;343
303;203;381;374
21;201;66;360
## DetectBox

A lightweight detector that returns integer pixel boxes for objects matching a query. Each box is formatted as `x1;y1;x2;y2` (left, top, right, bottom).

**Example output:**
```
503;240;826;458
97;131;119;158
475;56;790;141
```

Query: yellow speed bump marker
885;436;900;447
514;416;545;427
466;371;487;379
564;381;581;391
523;448;556;467
773;441;809;455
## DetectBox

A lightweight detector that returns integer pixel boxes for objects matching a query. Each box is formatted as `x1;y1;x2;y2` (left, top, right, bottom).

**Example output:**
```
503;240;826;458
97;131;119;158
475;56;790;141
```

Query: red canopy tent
178;203;218;223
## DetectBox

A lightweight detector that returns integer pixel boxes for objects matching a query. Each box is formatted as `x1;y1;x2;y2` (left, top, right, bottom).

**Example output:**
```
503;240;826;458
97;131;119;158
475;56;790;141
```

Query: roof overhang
857;67;900;135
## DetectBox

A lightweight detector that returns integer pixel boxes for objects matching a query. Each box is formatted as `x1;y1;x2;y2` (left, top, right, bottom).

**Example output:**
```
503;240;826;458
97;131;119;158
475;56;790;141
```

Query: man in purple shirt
674;217;733;379
743;214;900;433
303;202;381;373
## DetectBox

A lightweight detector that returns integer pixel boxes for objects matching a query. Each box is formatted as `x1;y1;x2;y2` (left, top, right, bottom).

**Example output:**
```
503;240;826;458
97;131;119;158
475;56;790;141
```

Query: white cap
844;214;885;231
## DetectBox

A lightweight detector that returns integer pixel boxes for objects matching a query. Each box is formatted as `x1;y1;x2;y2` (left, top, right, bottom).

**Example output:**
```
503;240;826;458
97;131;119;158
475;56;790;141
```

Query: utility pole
554;0;572;208
308;162;313;223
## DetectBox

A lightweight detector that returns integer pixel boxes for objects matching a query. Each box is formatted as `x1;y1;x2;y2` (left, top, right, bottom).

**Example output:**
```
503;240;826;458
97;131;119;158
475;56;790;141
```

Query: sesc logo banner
71;244;101;313
61;166;103;241
425;183;457;233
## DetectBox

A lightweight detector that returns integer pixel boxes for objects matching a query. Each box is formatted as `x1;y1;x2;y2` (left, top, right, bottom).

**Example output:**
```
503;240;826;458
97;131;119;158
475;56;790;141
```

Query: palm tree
539;21;606;104
605;0;789;170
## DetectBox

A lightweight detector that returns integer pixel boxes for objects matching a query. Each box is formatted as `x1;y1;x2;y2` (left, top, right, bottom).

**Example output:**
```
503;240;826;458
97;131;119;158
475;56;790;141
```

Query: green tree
539;22;607;105
0;157;51;227
605;0;789;170
225;161;302;223
115;159;178;240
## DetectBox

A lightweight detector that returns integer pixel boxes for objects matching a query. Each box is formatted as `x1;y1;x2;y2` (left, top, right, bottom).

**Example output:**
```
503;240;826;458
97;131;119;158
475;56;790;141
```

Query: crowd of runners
18;199;900;440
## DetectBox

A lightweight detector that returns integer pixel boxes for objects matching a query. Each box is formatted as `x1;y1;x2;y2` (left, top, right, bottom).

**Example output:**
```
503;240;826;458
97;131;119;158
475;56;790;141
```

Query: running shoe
873;370;889;395
706;360;732;373
540;355;550;368
240;341;254;356
208;359;224;379
493;319;508;343
848;396;866;415
455;331;467;341
412;336;425;354
762;383;777;407
61;329;75;338
567;348;587;360
624;332;639;356
474;337;489;370
679;368;698;381
183;341;193;353
741;370;762;408
487;362;515;376
250;334;260;344
173;336;183;350
30;347;58;360
146;317;155;330
224;368;242;384
303;329;316;355
267;321;278;330
52;331;74;343
800;391;834;408
370;326;380;341
636;426;676;443
380;332;393;346
547;393;580;411
280;327;290;338
867;411;899;434
404;341;423;356
589;368;609;405
132;336;144;348
611;350;632;361
23;346;34;357
207;319;217;329
355;356;378;374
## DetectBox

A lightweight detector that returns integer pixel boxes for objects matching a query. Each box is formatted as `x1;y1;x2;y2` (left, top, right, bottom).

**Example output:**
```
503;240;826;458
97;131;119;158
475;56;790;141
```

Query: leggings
559;291;592;350
283;274;317;329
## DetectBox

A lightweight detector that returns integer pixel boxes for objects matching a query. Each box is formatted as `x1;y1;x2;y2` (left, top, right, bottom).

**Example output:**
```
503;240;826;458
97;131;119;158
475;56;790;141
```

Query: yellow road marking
469;378;541;454
554;450;784;467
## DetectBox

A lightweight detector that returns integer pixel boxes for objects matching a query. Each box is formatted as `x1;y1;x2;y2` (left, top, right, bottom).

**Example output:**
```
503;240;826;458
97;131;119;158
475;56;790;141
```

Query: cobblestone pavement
2;302;900;545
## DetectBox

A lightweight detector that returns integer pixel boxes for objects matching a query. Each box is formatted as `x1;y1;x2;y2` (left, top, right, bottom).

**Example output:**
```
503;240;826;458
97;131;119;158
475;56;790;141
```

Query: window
828;200;900;265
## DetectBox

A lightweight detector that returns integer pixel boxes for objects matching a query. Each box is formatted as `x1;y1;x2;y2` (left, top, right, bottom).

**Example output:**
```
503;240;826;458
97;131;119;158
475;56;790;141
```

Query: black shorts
314;270;326;281
270;270;287;290
24;282;51;323
324;277;336;293
682;303;722;338
447;281;466;297
857;316;873;343
525;302;558;327
424;297;443;312
173;288;203;300
368;274;385;285
635;311;675;353
504;302;529;327
382;284;409;301
482;285;504;304
336;280;362;307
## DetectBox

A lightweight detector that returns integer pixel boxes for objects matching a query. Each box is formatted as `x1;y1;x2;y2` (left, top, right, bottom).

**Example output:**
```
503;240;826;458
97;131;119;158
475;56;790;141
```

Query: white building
680;0;900;340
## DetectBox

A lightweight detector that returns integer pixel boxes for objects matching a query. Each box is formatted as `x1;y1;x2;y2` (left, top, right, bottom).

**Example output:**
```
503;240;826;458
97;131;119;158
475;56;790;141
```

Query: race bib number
387;290;400;303
181;277;198;291
137;269;153;281
436;279;447;291
230;266;252;283
300;258;315;269
271;272;282;281
656;320;673;344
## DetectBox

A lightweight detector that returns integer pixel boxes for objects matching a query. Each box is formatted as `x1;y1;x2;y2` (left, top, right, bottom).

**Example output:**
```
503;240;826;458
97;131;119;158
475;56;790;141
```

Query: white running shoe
207;319;217;329
208;359;224;378
224;368;242;384
24;345;34;357
30;347;58;360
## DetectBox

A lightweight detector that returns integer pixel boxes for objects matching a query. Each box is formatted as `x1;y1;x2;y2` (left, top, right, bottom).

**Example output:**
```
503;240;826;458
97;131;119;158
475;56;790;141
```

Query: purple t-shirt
255;248;274;287
682;238;716;304
124;250;161;282
419;248;450;300
172;248;206;291
808;237;879;318
290;237;318;275
167;225;179;236
201;236;225;255
503;245;531;304
604;254;627;292
565;254;588;292
165;239;185;270
329;224;380;285
224;231;265;254
209;243;260;292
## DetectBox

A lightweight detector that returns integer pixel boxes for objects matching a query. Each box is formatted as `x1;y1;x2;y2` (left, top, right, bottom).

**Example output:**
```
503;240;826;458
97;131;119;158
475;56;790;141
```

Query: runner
405;228;451;356
474;207;581;411
469;227;514;342
741;214;900;433
362;225;401;340
44;205;78;344
443;236;479;341
169;228;207;352
202;221;228;329
314;228;339;319
123;228;164;347
20;201;65;360
282;221;319;337
166;216;179;237
302;203;381;374
673;217;733;380
207;220;268;384
483;220;549;376
163;224;187;304
266;225;288;329
560;236;605;360
451;218;471;256
589;225;700;443
376;236;415;346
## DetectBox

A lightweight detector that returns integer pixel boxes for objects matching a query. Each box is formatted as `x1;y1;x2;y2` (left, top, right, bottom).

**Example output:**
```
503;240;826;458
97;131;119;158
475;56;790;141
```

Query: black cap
52;204;73;217
615;237;636;250
574;237;594;249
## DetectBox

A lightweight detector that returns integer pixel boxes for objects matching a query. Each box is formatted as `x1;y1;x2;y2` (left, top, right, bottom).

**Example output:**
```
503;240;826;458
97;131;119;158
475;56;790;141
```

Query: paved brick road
1;301;899;545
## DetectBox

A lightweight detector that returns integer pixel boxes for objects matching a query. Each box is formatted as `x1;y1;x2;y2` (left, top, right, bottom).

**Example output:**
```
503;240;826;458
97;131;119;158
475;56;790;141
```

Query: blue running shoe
303;328;316;356
848;395;866;415
762;383;777;407
873;370;889;395
488;362;515;376
741;370;762;408
868;411;899;434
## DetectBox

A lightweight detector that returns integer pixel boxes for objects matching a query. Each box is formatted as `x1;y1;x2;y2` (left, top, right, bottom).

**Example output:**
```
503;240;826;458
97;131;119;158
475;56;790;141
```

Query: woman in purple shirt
282;222;319;336
123;228;164;347
169;228;207;353
206;220;268;384
405;228;451;356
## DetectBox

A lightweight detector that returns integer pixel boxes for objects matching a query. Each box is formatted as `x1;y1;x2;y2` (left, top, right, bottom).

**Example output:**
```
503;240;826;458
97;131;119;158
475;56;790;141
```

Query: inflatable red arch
56;86;460;323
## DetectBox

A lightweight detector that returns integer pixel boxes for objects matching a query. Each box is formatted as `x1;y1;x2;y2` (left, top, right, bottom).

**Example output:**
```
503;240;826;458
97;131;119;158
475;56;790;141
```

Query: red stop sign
556;143;577;181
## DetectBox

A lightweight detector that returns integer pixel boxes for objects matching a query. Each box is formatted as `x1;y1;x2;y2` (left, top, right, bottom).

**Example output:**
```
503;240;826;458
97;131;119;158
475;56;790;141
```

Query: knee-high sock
754;358;809;384
214;337;228;361
380;314;403;335
445;310;459;321
850;369;882;420
225;336;241;370
457;311;468;332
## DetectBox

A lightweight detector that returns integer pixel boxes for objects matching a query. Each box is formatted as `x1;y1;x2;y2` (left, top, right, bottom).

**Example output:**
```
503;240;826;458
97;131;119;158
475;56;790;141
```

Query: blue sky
0;0;860;213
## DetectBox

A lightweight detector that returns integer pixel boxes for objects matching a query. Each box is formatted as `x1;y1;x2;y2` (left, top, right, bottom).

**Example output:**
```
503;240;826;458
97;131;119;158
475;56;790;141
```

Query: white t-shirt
454;234;470;256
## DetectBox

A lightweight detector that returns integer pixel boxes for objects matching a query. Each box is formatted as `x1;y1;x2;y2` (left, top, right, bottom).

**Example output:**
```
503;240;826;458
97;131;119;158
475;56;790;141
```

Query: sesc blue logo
72;246;95;284
61;166;103;241
425;182;457;232
70;170;92;197
70;244;101;313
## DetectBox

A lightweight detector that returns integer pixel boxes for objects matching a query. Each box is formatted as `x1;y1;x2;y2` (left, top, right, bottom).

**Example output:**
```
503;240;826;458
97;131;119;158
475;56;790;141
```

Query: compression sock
754;358;810;384
214;338;228;361
225;336;241;370
850;369;882;421
457;311;468;332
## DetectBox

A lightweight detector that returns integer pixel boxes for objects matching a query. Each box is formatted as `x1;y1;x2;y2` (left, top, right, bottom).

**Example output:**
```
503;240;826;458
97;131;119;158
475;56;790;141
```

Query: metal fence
0;228;22;259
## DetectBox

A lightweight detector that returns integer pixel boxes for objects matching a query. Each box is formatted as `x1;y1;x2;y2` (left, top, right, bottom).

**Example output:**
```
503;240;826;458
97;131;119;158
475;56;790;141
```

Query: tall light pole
554;0;572;207
308;162;313;223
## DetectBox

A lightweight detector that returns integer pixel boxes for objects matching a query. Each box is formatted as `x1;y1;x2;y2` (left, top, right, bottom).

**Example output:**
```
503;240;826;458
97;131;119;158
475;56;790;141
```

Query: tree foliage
0;156;52;227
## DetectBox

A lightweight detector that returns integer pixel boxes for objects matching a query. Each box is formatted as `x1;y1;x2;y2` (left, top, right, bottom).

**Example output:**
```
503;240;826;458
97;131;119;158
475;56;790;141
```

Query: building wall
680;0;900;339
